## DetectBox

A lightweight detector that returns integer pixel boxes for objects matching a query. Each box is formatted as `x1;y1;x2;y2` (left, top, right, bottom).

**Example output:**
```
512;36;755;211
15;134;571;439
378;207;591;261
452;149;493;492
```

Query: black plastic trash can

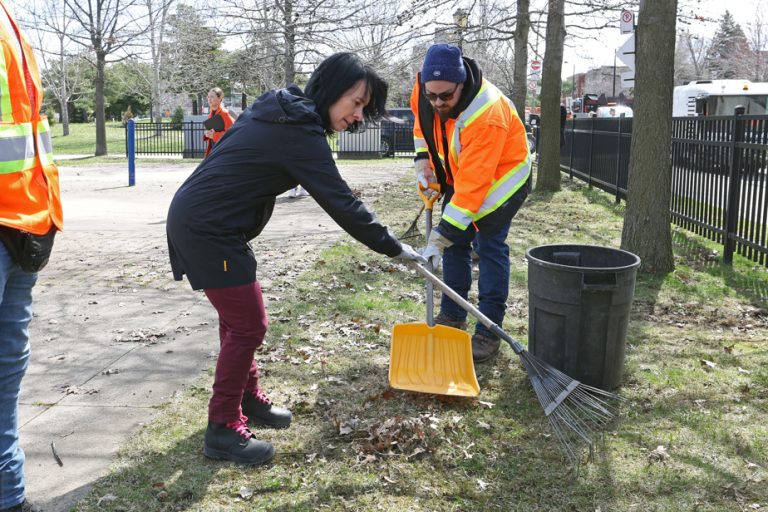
525;244;641;391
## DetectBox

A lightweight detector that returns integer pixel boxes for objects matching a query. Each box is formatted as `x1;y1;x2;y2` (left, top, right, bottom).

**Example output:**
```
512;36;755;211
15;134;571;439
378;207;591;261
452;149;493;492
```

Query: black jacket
167;85;402;290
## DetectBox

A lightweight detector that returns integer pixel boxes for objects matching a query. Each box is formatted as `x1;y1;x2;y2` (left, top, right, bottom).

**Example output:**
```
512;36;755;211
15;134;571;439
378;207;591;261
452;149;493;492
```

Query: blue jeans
440;219;512;338
0;244;37;509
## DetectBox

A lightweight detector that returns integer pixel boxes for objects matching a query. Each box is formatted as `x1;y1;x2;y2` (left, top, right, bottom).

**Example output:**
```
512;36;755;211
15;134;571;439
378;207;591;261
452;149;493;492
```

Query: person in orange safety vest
203;87;235;157
413;44;531;363
0;0;63;510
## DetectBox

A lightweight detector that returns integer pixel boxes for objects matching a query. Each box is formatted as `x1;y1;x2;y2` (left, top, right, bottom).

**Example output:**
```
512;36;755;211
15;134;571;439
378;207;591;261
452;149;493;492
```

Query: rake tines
399;205;425;240
518;350;624;464
410;263;625;465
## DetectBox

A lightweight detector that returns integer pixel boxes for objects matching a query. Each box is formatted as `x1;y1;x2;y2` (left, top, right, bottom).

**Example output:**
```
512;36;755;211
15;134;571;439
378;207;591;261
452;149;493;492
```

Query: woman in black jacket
167;53;424;465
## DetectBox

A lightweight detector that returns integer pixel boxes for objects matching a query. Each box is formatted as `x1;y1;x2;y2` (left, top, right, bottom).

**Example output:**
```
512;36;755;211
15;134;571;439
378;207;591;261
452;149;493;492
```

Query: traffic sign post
616;34;635;71
527;80;537;92
529;60;542;81
620;10;635;34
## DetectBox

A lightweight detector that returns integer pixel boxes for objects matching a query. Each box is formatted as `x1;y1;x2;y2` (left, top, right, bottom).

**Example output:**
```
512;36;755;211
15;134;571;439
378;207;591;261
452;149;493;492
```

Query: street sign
527;80;537;92
620;10;635;34
529;70;542;81
530;60;541;71
620;71;635;88
616;34;635;71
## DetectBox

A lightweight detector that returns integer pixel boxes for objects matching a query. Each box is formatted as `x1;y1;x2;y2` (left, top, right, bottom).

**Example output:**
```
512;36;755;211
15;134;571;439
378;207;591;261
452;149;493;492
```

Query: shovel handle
411;263;525;355
418;182;440;326
418;183;441;210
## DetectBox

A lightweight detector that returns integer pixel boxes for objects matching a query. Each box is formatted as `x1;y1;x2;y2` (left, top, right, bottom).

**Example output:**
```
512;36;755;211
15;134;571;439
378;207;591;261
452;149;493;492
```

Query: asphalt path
19;159;409;510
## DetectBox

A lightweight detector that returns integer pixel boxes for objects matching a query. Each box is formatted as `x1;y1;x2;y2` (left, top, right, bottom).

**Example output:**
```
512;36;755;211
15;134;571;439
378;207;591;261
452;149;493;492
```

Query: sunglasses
423;84;460;103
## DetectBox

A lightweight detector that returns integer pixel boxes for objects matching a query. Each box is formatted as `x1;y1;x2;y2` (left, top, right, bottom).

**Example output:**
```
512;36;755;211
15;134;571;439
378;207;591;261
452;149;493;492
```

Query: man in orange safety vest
0;0;63;509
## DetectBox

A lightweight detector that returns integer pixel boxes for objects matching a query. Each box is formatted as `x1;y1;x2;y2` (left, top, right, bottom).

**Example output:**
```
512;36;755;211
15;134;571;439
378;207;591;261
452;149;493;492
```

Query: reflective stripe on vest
442;155;531;229
37;118;53;165
414;137;428;154
0;119;51;173
450;81;498;161
441;80;531;230
0;46;12;122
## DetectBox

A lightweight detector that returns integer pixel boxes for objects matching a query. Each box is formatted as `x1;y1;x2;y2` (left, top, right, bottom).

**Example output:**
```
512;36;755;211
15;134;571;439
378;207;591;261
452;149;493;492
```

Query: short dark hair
305;53;388;135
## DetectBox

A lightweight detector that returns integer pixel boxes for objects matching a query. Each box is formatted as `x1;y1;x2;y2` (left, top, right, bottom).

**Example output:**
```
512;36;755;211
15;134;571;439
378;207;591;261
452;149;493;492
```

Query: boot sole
203;445;275;465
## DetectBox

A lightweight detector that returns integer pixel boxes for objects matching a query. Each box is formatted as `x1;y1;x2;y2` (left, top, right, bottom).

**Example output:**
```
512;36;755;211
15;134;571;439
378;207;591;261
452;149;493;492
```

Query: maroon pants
204;281;268;424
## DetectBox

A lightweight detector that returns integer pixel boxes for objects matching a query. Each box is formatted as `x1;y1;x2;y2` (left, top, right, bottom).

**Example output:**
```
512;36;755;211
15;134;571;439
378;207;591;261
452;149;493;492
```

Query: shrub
171;106;185;129
45;107;57;126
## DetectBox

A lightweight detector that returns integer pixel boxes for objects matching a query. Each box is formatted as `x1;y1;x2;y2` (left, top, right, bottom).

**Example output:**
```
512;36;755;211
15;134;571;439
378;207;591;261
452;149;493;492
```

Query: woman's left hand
393;243;427;264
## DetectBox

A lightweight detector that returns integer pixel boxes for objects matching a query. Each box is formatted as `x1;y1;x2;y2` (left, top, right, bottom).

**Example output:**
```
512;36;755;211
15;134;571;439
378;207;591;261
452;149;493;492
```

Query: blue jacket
167;85;402;290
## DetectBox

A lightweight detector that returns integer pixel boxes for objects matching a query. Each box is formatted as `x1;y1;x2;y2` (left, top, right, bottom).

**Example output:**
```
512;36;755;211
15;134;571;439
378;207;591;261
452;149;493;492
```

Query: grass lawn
50;121;126;156
73;170;767;511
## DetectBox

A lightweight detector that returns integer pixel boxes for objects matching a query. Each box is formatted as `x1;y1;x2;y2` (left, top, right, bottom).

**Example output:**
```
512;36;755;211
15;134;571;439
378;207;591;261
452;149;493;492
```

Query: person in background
203;87;235;157
0;0;63;510
167;53;425;466
413;43;531;363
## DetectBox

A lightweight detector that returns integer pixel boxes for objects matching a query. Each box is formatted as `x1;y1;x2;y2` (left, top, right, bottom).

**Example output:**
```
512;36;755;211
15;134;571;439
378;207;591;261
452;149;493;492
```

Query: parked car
380;108;415;156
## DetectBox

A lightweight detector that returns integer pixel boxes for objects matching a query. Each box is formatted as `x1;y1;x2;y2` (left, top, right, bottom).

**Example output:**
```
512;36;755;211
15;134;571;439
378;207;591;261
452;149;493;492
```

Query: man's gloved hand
393;243;427;265
414;158;437;196
422;228;453;269
422;244;441;269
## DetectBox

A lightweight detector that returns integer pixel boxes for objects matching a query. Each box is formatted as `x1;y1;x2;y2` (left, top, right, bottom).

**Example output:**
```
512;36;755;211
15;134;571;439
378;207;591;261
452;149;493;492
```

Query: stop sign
530;60;541;71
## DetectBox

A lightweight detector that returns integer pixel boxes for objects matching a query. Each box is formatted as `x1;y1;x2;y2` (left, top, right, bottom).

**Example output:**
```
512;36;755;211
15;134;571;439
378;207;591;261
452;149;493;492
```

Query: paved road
20;160;409;510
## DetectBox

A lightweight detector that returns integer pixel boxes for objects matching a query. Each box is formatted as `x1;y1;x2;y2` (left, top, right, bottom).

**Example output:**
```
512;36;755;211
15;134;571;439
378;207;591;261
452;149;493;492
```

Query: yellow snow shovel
389;183;480;397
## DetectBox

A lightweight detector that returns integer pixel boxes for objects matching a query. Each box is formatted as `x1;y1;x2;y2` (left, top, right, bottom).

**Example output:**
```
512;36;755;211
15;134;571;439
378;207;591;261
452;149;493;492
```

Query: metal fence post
614;114;624;203
587;116;595;188
127;119;136;187
723;106;745;264
568;117;575;179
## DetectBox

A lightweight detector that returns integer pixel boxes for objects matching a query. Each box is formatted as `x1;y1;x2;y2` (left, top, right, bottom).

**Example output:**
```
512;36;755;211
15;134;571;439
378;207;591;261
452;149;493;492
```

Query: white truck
672;79;768;117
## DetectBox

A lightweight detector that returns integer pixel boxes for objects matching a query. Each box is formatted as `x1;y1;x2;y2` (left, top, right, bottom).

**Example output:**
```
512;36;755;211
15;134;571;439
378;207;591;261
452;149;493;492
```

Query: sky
561;0;766;79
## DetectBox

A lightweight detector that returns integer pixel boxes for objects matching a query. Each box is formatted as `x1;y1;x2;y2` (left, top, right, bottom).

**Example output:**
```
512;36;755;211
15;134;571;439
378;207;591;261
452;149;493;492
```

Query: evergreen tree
162;5;226;103
706;11;752;79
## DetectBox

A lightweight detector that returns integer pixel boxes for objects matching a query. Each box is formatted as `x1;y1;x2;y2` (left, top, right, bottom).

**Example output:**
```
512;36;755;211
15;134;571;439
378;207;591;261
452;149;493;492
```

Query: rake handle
411;263;525;355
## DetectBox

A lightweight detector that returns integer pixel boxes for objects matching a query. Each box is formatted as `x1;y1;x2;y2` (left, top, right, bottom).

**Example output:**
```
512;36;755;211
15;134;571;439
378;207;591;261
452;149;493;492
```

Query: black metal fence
126;121;207;158
558;111;768;266
126;120;417;159
559;116;632;202
336;119;416;158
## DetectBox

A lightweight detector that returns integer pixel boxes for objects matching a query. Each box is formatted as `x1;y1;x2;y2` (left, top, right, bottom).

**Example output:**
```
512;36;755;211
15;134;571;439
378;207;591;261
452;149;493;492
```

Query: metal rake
412;263;624;464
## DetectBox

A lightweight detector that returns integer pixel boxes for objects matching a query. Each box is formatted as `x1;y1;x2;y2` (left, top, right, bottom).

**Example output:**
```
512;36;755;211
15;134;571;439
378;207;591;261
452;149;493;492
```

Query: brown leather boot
472;332;501;362
433;312;468;330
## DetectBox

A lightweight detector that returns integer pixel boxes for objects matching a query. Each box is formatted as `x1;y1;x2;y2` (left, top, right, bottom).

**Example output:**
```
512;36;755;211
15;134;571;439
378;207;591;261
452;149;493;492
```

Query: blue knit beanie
421;44;467;83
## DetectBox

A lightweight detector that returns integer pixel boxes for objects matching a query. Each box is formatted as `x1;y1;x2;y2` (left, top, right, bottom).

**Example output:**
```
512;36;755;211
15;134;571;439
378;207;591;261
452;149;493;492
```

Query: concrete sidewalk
19;160;408;510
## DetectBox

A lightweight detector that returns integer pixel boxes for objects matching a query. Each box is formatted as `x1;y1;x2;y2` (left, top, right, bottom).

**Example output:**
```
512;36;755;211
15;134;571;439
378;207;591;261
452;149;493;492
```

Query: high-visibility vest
0;0;63;236
412;79;530;231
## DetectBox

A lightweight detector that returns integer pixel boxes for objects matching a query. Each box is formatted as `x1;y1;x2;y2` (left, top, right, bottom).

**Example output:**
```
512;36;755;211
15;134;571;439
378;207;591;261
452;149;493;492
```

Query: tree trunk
621;0;677;274
152;56;162;124
94;51;107;156
61;99;70;136
535;0;565;192
510;0;529;117
283;0;295;86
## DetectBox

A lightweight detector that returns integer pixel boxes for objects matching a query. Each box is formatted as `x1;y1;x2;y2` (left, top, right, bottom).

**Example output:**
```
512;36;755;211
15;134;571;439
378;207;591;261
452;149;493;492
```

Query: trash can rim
525;244;641;273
